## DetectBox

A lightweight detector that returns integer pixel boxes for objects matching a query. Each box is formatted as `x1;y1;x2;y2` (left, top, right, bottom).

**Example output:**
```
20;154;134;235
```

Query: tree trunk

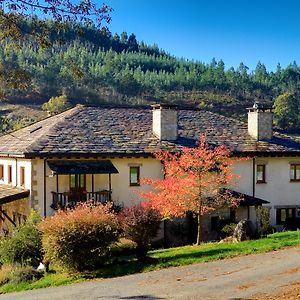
196;208;202;245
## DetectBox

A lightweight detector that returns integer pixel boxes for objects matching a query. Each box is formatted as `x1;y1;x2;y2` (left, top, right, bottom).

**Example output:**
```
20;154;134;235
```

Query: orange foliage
140;135;246;218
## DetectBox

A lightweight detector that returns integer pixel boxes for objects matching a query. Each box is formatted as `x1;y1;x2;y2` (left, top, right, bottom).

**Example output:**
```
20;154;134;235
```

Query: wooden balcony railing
51;190;111;210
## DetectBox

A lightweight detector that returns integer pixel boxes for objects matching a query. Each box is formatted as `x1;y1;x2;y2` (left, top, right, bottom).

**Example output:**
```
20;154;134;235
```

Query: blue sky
105;0;300;71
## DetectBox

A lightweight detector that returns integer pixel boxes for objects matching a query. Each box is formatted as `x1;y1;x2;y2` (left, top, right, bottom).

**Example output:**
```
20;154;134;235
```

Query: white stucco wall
8;155;300;228
0;157;32;224
0;158;32;190
32;157;163;216
232;157;300;227
254;157;300;226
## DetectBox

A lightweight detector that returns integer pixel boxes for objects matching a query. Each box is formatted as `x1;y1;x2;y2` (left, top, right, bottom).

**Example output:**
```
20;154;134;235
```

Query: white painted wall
3;155;300;229
0;158;32;190
232;157;300;227
33;157;163;216
0;157;32;218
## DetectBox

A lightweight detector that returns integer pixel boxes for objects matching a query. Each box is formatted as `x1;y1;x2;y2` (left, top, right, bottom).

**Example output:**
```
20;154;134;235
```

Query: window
69;174;86;189
0;165;3;180
7;165;12;184
276;208;296;225
20;167;25;186
129;166;140;186
256;164;266;183
290;164;300;181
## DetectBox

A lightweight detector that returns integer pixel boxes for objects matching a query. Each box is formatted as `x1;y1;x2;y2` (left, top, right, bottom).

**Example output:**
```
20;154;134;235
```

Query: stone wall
0;197;30;235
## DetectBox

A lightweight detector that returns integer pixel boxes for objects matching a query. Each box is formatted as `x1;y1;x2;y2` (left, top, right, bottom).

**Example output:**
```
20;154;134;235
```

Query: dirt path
2;246;300;300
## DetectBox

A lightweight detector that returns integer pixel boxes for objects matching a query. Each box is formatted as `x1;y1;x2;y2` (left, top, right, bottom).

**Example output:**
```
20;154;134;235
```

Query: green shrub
0;210;42;267
256;206;273;236
220;223;237;238
0;264;43;285
7;265;42;284
111;238;137;257
119;205;162;261
38;202;120;272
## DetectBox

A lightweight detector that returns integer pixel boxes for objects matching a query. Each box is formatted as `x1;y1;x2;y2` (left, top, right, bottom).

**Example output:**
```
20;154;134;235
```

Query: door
69;174;86;203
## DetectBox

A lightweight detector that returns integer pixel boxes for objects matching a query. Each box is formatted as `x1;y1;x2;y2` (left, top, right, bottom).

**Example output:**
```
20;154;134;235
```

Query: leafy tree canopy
273;92;299;130
0;0;112;45
140;135;245;245
42;94;71;115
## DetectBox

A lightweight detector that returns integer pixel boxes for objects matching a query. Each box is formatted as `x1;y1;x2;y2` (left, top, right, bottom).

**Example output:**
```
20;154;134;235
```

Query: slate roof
1;105;300;157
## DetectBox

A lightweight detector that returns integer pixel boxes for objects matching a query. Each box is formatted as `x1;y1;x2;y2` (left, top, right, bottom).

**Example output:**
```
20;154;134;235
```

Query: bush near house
0;264;43;286
111;238;137;257
119;204;162;261
0;210;42;267
38;202;120;272
256;206;274;236
220;223;237;238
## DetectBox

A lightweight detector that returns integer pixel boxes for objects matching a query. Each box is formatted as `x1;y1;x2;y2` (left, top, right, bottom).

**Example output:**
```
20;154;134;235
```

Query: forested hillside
1;22;300;130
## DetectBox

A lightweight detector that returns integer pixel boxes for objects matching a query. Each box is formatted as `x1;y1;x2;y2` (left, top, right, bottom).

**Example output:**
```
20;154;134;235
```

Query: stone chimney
247;102;273;140
152;104;178;141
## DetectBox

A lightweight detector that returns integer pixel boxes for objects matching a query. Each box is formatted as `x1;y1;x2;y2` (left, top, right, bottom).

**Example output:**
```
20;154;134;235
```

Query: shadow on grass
155;246;235;263
83;232;300;280
86;247;236;279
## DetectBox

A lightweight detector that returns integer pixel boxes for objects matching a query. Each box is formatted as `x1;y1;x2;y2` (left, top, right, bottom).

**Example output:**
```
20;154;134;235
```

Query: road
1;246;300;300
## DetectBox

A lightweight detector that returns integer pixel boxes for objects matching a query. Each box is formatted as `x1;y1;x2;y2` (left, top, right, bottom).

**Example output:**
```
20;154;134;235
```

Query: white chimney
152;104;178;141
247;103;273;140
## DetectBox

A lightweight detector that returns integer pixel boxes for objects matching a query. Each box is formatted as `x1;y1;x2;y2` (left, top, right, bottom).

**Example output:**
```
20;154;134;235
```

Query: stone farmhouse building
0;103;299;239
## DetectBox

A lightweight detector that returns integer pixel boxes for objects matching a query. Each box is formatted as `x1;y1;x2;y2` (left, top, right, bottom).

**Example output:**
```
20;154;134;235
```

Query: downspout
43;159;48;217
15;158;18;187
252;157;256;198
250;157;256;220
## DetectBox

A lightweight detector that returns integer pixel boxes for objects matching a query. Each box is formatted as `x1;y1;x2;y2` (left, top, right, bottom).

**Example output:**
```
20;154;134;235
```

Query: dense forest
1;22;300;130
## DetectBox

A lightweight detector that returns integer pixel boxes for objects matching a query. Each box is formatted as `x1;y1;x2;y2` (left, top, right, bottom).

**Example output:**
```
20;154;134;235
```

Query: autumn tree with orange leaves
141;136;244;245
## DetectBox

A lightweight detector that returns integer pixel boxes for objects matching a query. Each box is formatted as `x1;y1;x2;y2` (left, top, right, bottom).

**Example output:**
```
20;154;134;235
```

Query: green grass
1;231;300;294
0;272;84;294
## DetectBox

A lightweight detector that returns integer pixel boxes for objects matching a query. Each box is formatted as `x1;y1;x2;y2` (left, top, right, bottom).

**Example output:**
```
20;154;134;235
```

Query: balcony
47;159;119;211
51;190;111;210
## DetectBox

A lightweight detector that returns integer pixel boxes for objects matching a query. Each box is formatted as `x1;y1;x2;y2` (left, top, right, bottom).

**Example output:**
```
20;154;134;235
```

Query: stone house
0;103;299;239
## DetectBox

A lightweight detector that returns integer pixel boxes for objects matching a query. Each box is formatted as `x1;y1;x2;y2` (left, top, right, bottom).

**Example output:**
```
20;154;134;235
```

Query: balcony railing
51;190;111;209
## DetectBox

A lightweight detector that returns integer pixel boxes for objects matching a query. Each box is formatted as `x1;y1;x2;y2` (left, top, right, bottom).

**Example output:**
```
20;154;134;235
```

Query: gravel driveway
1;246;300;300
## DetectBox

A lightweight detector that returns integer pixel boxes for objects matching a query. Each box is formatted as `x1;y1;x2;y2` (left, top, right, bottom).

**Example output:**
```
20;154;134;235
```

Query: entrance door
69;174;86;203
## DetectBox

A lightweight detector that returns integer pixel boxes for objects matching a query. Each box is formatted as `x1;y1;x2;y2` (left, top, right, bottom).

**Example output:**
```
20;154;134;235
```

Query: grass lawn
1;231;300;294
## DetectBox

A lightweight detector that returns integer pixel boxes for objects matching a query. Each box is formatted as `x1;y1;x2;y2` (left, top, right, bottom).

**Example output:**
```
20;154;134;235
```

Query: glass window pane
257;165;264;182
296;165;300;179
131;169;138;183
130;167;139;185
79;174;85;188
281;209;286;222
70;175;76;188
290;165;295;180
